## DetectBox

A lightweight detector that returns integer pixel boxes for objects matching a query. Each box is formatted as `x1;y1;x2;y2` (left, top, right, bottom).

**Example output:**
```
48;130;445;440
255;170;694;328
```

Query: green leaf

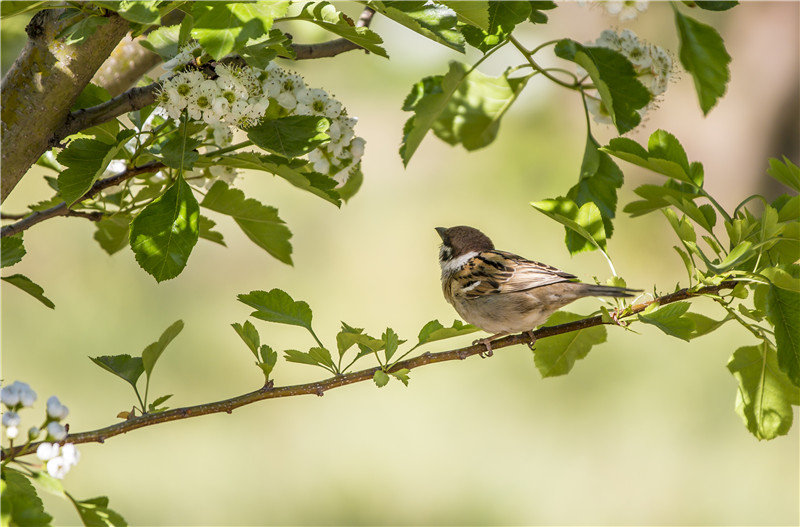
70;83;120;143
567;134;623;239
296;2;388;58
67;493;128;527
760;266;800;293
141;320;184;380
373;369;390;387
531;198;607;255
603;130;699;184
238;289;313;330
94;214;132;255
555;40;650;134
533;311;607;377
148;394;173;412
336;322;365;356
1;468;53;526
1;274;55;309
430;66;529;151
389;368;410;386
309;346;336;371
527;1;557;23
674;10;731;115
232;320;261;357
400;61;466;165
56;138;116;206
114;0;161;24
191;1;288;59
240;29;293;67
461;1;530;52
383;328;400;362
1;234;25;268
368;1;464;52
160;126;201;170
766;157;800;192
624;181;701;217
638;301;695;341
200;181;292;264
695;1;738;10
246;116;330;158
89;354;145;389
416;319;479;346
684;312;731;340
663;208;697;243
1;2;49;18
130;175;200;282
198;215;225;246
727;342;799;440
140;24;180;59
197;152;340;206
765;285;800;387
58;13;109;45
258;345;278;379
284;349;324;368
441;1;489;29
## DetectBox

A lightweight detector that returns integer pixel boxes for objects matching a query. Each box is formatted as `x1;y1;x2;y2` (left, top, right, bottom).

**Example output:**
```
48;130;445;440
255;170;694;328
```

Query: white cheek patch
441;251;479;274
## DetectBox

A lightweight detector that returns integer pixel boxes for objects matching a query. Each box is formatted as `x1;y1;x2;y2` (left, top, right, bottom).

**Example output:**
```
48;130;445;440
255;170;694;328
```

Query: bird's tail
576;284;642;298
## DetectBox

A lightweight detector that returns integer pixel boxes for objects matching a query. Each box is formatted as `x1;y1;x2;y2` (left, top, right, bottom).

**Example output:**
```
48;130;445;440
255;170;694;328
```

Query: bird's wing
451;250;577;299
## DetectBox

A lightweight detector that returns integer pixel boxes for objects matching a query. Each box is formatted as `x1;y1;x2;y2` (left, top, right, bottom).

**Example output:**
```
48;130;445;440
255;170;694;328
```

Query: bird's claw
473;338;494;358
610;308;628;327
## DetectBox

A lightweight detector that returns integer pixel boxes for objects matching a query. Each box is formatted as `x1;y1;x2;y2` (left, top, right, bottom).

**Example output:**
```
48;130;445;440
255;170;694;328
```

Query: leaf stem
509;36;580;90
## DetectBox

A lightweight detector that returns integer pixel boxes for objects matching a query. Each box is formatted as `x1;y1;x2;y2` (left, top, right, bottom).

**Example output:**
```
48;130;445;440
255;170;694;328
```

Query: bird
435;225;640;356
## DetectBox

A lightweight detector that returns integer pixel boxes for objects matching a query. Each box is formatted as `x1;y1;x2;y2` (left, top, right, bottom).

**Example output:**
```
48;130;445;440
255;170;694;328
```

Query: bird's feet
610;308;629;327
473;337;495;358
524;330;537;350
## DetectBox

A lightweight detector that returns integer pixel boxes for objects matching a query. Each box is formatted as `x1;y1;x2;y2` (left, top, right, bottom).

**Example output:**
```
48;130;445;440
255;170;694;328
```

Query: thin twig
0;281;737;461
0;162;163;238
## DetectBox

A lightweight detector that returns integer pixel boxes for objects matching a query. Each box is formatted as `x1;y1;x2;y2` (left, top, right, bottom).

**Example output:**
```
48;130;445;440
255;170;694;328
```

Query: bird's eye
439;245;452;261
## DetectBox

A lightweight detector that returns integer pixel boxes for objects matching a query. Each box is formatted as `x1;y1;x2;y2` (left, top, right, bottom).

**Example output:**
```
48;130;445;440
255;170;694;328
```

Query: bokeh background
2;2;798;525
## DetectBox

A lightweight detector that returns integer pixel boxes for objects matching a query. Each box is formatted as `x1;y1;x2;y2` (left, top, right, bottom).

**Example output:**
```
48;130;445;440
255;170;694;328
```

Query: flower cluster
158;47;365;188
2;381;80;479
581;29;673;125
602;0;649;21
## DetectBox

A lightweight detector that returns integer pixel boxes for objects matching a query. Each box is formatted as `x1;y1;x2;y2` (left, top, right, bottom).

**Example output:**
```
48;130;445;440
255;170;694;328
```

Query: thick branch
1;281;736;460
0;162;163;238
47;7;378;145
1;10;131;203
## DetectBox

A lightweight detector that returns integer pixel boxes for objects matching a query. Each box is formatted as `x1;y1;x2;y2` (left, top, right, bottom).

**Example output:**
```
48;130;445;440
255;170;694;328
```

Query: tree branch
0;281;737;461
47;7;378;146
0;162;163;238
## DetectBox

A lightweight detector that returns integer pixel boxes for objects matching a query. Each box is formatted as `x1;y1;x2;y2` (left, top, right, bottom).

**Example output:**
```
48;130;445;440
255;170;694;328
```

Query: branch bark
0;162;163;238
0;281;737;461
0;10;131;203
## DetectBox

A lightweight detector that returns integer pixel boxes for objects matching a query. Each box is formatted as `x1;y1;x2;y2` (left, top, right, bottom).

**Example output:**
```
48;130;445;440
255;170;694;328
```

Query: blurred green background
2;2;798;525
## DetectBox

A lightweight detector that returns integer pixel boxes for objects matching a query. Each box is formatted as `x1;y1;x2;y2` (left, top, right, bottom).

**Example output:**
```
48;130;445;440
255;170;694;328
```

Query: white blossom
308;148;331;173
37;442;80;479
2;411;20;428
37;442;59;461
5;426;18;439
604;0;648;21
46;396;69;420
46;421;67;441
1;381;37;408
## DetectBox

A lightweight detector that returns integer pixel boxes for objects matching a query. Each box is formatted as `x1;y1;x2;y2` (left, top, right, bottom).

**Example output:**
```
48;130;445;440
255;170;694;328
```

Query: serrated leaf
1;234;25;268
603;130;700;184
373;370;390;387
200;181;292;264
430;65;529;151
1;468;53;526
416;319;478;346
246;116;330;158
760;266;800;293
1;2;50;18
141;320;184;380
89;354;145;389
284;348;322;367
297;2;388;58
198;215;225;246
196;152;340;206
94;214;132;255
624;181;701;217
309;346;336;370
533;311;607;377
531;198;607;255
685;312;731;340
1;274;55;309
765;285;800;387
191;1;288;59
389;368;410;386
638;301;695;341
674;10;731;115
727;342;799;440
58;13;109;45
461;1;530;53
56;138;116;206
238;288;313;330
567;133;623;240
766;157;800;192
148;394;173;410
67;493;128;527
140;24;180;59
232;320;260;357
441;1;489;29
383;328;400;362
130;175;200;282
258;344;278;379
555;40;650;134
160;126;201;170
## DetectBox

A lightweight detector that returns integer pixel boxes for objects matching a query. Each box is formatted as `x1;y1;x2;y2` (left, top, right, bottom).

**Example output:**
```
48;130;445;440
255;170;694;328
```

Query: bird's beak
435;227;447;241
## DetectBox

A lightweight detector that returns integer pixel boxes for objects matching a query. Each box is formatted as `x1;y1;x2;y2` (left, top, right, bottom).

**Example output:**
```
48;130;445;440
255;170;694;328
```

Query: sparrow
436;226;640;356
